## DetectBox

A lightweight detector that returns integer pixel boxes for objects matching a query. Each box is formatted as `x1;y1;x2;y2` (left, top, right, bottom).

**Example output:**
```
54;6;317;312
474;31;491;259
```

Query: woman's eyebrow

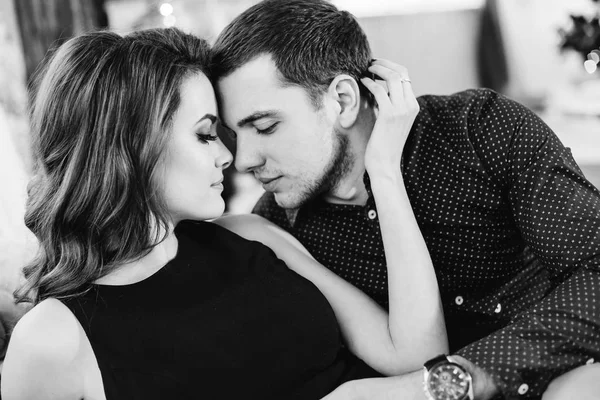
194;113;218;126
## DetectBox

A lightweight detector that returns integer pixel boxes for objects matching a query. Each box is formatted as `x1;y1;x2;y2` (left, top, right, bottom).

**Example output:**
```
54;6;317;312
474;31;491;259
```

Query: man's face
217;55;352;209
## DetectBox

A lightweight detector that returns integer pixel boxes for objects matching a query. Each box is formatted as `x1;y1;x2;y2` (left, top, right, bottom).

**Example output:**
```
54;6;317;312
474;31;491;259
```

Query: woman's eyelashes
196;132;218;144
196;120;221;144
255;122;279;135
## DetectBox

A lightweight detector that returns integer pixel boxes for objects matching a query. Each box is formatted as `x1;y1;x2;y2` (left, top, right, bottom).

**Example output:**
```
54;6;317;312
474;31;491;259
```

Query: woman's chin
171;197;227;223
194;202;226;221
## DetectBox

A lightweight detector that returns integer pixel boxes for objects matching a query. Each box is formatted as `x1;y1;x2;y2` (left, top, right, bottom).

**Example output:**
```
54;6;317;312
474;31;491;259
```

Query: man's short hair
211;0;372;107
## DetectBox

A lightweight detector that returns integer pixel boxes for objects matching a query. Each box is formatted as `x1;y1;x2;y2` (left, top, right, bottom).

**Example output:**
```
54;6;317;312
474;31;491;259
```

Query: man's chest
289;165;524;308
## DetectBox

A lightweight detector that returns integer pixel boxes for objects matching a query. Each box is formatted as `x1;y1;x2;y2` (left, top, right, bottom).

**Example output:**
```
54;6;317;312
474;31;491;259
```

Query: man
212;0;600;398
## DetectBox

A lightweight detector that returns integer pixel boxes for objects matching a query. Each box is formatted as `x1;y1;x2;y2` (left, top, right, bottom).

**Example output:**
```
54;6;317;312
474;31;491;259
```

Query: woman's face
159;73;233;224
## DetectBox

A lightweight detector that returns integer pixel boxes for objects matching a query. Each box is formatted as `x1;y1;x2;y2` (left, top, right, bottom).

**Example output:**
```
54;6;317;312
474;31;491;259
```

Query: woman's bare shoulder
10;298;81;357
213;214;289;242
213;213;270;231
2;298;85;399
213;214;313;258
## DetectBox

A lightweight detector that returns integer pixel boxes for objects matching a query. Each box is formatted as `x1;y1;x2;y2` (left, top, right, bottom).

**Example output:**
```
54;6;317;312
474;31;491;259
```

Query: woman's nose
216;139;233;170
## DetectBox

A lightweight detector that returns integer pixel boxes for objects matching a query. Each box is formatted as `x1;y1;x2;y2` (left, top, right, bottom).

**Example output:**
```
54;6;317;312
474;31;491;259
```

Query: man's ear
327;74;361;129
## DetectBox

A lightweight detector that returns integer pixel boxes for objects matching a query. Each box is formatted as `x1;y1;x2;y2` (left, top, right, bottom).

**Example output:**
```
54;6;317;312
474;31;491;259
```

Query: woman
1;28;446;399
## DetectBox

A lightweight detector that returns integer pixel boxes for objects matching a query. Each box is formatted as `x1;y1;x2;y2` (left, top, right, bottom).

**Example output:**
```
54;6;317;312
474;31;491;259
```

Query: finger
400;74;418;109
371;58;409;76
360;77;392;113
368;64;408;103
364;71;389;93
369;63;416;106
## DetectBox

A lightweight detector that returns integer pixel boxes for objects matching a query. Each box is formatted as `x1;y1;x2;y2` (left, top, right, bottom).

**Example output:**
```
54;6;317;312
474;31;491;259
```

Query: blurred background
1;0;600;365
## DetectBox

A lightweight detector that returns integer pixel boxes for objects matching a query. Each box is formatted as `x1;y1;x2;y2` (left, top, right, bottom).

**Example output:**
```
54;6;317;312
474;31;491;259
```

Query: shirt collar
283;171;376;227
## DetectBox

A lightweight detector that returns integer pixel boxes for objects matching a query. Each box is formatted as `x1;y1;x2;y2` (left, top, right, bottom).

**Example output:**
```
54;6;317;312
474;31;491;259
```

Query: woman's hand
360;60;419;176
321;371;428;400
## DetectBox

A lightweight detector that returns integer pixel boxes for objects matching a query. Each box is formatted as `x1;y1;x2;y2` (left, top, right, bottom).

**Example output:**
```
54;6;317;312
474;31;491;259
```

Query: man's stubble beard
274;127;354;209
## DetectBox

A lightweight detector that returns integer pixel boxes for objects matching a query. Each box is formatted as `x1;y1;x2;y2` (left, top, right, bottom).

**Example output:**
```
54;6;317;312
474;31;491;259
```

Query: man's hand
360;59;419;177
321;370;428;400
451;355;501;400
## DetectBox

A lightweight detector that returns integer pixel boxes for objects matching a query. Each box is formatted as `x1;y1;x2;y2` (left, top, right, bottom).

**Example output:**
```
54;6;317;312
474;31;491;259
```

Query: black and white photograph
1;0;599;399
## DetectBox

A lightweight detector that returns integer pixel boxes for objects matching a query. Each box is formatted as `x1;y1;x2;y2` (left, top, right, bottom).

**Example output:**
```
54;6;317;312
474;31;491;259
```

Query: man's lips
257;176;282;191
211;178;223;187
257;176;279;185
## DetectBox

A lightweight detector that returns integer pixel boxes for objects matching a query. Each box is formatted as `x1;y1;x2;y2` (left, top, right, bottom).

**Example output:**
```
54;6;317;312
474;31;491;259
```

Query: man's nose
234;134;264;173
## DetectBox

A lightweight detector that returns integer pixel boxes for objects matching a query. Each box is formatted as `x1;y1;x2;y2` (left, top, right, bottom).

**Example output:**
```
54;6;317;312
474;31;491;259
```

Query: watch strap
424;354;448;370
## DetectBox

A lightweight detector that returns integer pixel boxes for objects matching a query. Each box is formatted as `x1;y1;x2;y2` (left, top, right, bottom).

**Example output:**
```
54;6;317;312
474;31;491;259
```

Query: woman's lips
211;178;224;190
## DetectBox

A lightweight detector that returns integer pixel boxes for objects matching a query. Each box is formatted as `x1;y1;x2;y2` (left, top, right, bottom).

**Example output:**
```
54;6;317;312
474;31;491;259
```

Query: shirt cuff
456;331;556;399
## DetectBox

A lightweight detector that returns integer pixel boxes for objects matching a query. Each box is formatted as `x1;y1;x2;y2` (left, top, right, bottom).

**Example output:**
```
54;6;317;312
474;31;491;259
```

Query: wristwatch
423;354;474;400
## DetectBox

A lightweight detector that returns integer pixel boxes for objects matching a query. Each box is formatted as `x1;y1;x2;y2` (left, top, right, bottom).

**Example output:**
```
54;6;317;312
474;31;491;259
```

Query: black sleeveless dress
63;221;378;400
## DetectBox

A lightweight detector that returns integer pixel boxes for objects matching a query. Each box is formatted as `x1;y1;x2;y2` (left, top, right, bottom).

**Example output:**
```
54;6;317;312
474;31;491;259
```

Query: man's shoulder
418;87;499;104
417;88;525;120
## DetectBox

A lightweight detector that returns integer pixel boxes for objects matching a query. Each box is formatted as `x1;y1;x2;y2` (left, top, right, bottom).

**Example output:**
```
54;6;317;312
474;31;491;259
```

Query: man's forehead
217;85;276;127
217;60;289;124
219;54;280;87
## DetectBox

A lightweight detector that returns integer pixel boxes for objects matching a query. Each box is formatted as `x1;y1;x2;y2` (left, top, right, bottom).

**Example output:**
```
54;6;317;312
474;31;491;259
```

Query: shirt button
518;383;529;395
586;358;595;365
455;296;464;305
367;209;377;220
494;303;502;313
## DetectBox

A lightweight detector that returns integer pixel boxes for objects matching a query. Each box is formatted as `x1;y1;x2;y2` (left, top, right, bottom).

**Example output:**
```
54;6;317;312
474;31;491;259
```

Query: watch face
426;363;470;400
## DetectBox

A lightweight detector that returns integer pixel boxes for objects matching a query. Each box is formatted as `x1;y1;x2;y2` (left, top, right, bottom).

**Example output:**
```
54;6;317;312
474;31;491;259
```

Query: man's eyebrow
237;111;280;128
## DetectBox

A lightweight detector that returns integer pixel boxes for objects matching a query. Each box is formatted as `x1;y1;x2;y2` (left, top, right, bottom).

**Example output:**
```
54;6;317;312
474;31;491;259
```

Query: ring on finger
399;78;411;83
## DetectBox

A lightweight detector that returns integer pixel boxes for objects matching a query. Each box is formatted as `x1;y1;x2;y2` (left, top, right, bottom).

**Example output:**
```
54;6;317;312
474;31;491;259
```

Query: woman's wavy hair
16;28;211;304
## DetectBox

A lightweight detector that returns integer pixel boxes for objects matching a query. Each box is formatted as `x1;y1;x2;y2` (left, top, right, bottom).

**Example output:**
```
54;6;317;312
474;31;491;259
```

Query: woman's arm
361;60;448;370
1;299;87;400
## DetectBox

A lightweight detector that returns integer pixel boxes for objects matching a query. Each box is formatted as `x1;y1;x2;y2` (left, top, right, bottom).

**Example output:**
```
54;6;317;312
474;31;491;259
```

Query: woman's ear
327;74;361;129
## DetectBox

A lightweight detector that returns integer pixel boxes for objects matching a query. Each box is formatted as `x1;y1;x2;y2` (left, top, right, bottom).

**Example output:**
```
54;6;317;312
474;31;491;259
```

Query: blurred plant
559;0;600;73
559;14;600;59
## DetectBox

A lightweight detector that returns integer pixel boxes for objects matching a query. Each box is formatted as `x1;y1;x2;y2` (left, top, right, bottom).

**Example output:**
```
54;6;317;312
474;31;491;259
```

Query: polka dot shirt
253;89;600;399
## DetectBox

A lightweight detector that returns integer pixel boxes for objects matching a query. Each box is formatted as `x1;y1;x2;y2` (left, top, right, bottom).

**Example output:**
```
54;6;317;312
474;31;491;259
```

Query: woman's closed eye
195;115;221;144
196;132;218;144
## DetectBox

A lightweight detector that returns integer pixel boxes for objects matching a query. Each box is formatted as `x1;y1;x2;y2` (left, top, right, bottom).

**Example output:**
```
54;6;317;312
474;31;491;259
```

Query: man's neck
321;103;374;206
322;166;368;206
